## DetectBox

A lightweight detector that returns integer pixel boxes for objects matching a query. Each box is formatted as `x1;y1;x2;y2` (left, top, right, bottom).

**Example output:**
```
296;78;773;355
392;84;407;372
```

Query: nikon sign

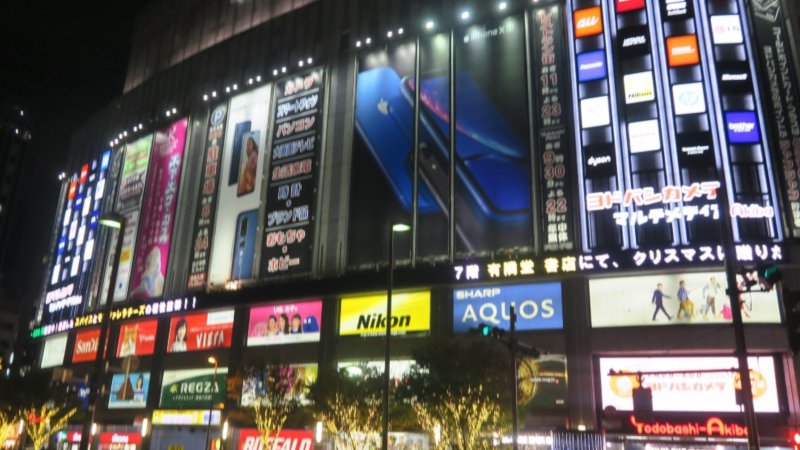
339;291;430;337
159;368;228;408
453;282;563;333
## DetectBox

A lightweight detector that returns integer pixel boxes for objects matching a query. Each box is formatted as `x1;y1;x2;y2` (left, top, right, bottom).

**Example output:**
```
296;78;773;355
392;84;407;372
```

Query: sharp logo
588;155;612;166
752;0;780;23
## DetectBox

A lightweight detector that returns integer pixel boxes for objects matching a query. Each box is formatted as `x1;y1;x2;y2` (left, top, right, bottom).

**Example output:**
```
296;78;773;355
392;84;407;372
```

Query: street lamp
382;223;410;450
79;212;126;450
205;356;219;450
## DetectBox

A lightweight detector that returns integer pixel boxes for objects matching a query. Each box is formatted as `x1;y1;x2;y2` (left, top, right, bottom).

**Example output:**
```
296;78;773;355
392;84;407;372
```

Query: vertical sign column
261;69;325;275
187;105;228;289
531;4;575;252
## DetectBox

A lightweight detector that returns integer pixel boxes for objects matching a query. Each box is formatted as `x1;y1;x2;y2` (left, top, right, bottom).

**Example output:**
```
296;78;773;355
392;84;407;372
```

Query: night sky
0;1;153;311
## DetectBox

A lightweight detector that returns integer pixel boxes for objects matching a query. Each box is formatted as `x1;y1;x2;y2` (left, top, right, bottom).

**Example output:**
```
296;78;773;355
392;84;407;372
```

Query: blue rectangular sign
453;282;563;332
725;111;760;144
108;372;150;409
576;50;607;82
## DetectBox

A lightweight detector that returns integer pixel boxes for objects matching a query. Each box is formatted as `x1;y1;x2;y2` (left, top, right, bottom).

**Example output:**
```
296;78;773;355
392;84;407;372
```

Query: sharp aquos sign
238;429;313;450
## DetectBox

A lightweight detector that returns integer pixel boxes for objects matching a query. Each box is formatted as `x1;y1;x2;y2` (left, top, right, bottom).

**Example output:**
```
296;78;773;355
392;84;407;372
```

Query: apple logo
377;98;389;115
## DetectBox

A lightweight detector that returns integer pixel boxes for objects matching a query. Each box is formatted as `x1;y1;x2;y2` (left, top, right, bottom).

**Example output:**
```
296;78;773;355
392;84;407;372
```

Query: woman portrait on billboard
170;318;188;352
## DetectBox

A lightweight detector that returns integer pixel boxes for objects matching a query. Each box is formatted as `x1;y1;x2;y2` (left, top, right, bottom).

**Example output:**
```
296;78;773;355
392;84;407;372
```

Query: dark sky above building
0;1;153;304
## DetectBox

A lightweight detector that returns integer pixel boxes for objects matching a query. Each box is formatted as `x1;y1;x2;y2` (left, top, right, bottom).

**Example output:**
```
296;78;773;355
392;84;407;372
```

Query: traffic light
475;323;506;339
757;262;783;290
783;289;800;354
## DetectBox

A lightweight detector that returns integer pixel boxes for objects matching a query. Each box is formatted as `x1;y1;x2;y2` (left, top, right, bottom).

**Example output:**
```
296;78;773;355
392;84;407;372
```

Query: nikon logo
357;314;411;330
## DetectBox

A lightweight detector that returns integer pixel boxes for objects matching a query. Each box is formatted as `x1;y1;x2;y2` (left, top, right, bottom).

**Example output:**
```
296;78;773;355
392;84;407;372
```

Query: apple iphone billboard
599;356;779;413
589;271;780;327
207;85;271;285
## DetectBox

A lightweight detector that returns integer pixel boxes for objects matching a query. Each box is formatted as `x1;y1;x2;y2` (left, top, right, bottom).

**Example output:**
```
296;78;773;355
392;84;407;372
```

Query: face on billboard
41;334;68;369
573;7;603;38
247;300;322;346
167;310;234;353
666;35;700;67
116;319;158;358
580;96;611;129
452;282;563;333
339;291;430;336
160;367;228;408
589;271;781;327
108;372;150;409
72;328;100;363
599;356;779;413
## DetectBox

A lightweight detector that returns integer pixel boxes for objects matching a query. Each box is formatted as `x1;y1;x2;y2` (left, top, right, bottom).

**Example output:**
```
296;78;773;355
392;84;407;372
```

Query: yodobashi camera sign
452;282;563;333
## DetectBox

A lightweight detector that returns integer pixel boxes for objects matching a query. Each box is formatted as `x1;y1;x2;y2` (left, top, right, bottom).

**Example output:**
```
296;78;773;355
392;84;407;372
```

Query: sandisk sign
574;6;603;38
238;429;313;450
72;328;100;363
628;416;747;438
100;432;142;445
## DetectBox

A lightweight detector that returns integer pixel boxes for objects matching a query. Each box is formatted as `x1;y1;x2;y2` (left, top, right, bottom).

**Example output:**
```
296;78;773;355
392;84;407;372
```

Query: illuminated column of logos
569;0;626;251
610;0;676;248
698;0;782;242
652;0;721;245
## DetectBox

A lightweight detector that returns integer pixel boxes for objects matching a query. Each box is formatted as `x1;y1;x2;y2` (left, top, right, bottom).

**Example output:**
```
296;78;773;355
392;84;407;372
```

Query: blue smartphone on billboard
354;67;439;213
404;71;530;222
232;209;258;280
229;121;252;186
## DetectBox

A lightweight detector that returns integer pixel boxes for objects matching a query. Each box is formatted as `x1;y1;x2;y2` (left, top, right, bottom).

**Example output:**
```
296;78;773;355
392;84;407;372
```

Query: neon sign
629;415;747;437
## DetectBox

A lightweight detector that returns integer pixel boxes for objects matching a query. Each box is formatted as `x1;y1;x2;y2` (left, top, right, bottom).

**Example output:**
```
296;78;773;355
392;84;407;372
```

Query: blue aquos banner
452;282;563;332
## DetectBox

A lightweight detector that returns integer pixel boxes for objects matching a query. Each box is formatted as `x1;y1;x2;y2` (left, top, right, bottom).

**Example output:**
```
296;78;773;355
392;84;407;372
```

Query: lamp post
79;213;126;450
382;223;410;450
205;356;219;450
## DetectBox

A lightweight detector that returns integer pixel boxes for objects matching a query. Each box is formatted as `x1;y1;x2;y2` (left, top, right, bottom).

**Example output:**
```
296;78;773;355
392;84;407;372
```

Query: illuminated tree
249;365;305;450
0;411;16;447
24;404;76;450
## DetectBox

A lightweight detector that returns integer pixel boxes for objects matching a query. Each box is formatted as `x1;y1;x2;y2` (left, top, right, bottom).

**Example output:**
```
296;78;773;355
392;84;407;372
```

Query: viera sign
339;291;430;337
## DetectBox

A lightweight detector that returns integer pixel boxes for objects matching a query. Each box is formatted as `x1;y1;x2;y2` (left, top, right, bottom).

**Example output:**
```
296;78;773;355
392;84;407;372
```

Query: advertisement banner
41;334;68;369
187;104;228;289
152;409;221;425
240;364;318;407
261;69;325;275
207;85;271;285
99;433;142;445
72;327;100;363
160;367;228;408
589;271;781;327
599;356;779;412
246;300;322;346
531;5;575;251
166;310;234;353
116;319;158;357
749;0;800;237
130;118;188;300
238;429;314;450
107;135;154;302
108;372;150;409
452;282;563;333
339;291;430;336
518;355;567;411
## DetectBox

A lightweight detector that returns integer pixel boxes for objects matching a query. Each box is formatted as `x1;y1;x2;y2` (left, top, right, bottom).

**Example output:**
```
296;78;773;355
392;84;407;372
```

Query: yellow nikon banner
339;291;431;336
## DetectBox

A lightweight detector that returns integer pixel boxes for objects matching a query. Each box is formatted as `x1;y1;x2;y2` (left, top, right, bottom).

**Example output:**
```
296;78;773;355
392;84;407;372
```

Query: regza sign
453;282;563;333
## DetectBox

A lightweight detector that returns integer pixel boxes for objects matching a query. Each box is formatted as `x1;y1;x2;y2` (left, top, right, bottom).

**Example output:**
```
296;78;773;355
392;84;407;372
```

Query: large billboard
240;364;318;407
589;271;781;327
160;367;228;408
108;372;150;409
207;85;271;285
187;104;228;289
260;69;325;275
166;309;234;353
246;300;322;346
129;118;188;300
339;291;430;336
71;327;100;363
40;334;68;369
453;282;563;333
598;356;779;413
116;319;158;357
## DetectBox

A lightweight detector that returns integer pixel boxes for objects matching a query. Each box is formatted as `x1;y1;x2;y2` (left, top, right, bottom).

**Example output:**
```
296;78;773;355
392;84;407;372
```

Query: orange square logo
574;6;603;38
666;35;700;67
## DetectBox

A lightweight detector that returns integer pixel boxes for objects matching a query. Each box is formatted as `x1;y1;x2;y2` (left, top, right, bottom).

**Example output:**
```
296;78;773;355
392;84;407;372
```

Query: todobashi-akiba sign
166;309;234;353
238;429;313;450
72;327;100;363
453;282;563;332
160;368;228;408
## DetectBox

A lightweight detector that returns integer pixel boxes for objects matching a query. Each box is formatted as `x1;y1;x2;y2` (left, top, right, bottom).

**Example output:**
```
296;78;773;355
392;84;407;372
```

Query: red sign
116;319;158;357
166;310;234;353
574;6;603;38
616;0;644;13
66;431;84;443
72;328;100;363
238;429;314;450
100;432;142;445
629;415;747;437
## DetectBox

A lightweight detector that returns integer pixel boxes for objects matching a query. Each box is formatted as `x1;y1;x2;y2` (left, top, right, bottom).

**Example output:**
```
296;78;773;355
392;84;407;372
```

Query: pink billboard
130;118;188;300
247;299;322;346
